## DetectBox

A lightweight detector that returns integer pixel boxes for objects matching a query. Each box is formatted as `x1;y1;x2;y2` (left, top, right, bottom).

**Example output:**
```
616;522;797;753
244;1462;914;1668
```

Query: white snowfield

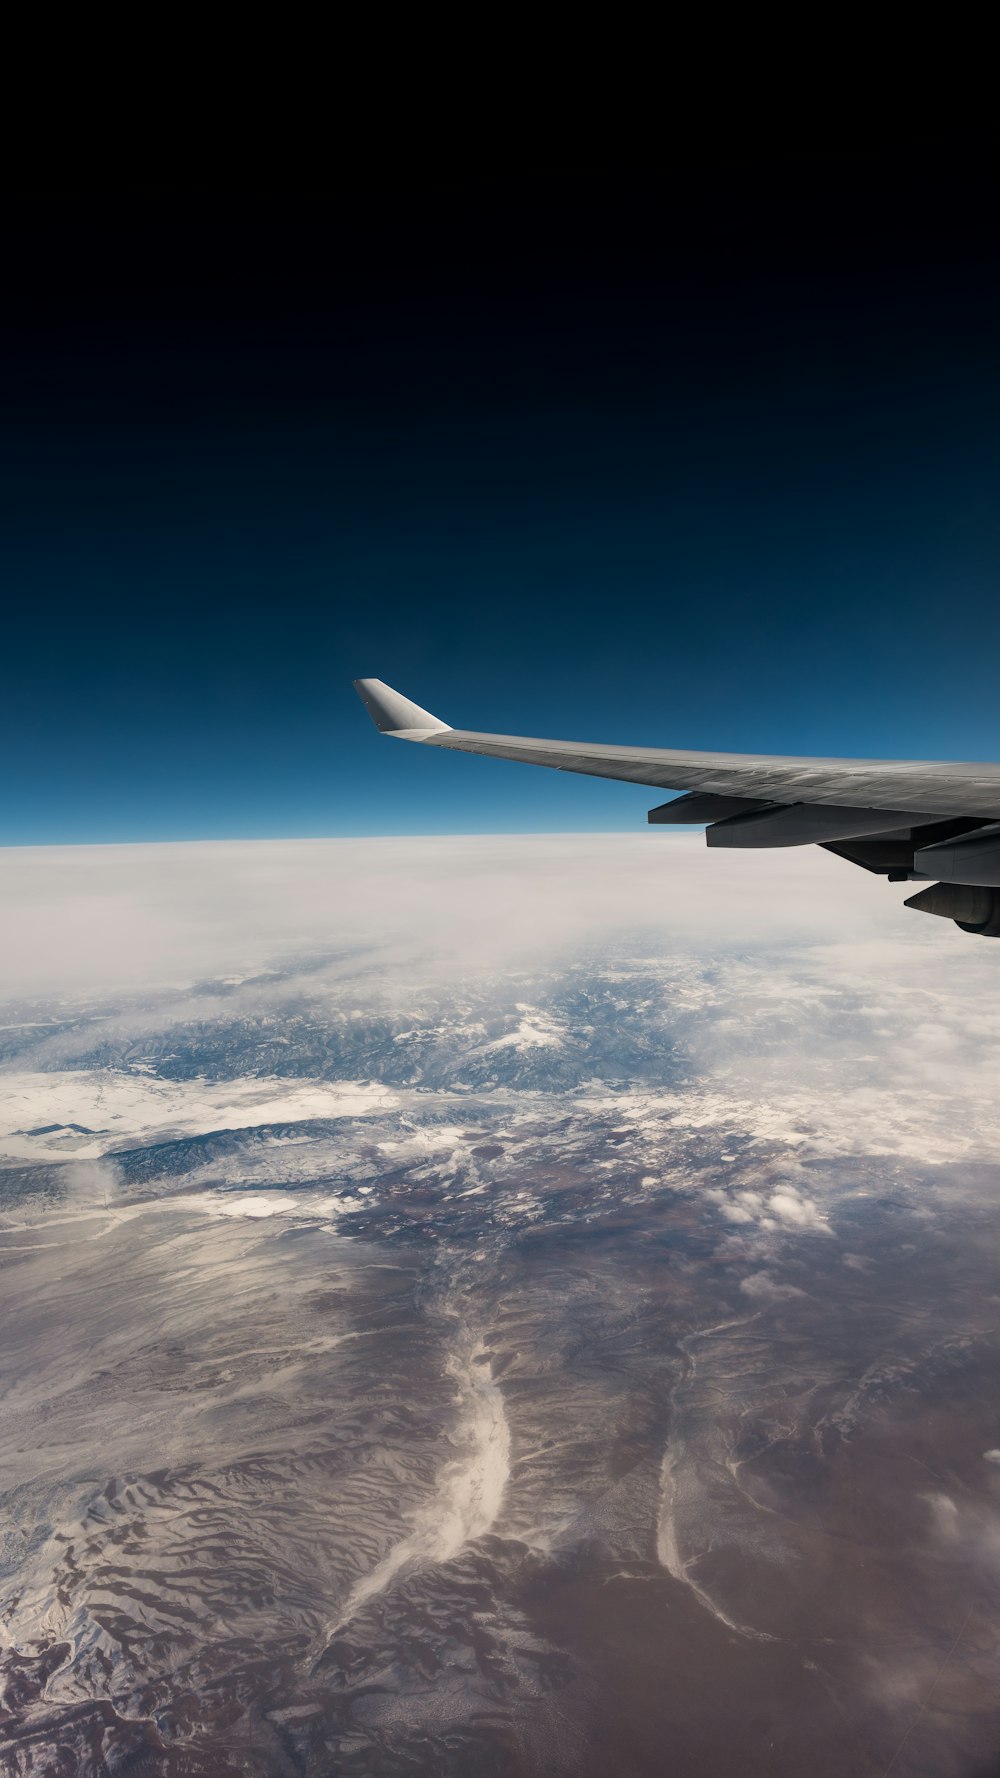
3;1053;999;1183
481;1005;566;1052
0;1072;397;1163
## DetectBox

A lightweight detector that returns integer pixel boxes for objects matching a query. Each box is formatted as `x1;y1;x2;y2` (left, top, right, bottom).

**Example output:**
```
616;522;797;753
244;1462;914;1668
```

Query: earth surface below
2;835;1000;1777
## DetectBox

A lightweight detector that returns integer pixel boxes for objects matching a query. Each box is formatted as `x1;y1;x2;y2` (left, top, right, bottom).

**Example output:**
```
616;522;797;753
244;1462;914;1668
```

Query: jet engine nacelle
904;882;1000;936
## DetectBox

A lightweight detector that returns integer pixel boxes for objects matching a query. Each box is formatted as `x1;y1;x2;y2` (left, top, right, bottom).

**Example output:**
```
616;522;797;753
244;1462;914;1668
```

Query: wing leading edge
353;678;1000;937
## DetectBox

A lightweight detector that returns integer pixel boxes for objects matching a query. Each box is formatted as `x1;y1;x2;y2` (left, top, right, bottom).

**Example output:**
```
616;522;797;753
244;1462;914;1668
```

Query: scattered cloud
922;1492;960;1539
767;1190;832;1235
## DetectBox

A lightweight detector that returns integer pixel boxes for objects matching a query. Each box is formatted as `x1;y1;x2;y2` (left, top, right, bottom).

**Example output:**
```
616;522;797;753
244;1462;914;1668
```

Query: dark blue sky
4;168;1000;843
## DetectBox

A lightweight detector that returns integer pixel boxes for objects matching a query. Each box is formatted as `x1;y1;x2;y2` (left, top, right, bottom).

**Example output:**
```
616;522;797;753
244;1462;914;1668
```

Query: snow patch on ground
0;1072;397;1162
209;1194;301;1219
483;1008;566;1053
319;1326;510;1648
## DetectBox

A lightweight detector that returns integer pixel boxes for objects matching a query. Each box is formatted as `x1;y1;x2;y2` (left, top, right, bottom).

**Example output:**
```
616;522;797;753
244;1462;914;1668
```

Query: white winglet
353;678;452;736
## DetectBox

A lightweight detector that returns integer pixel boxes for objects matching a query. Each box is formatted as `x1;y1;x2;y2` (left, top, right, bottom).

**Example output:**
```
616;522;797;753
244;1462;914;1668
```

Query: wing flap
647;793;771;823
705;803;923;848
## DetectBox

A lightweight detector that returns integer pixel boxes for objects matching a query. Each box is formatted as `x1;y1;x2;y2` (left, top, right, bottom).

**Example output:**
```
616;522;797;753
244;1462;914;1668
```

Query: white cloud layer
0;832;933;998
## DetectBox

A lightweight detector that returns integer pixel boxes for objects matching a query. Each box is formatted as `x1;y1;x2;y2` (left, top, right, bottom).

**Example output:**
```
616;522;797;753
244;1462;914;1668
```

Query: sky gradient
4;168;1000;843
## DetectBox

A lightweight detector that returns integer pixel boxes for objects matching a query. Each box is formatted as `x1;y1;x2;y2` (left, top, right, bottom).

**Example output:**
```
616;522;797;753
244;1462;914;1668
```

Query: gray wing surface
353;678;1000;821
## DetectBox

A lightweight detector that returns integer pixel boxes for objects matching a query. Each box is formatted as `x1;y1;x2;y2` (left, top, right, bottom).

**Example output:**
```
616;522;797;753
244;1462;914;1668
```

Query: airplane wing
353;678;1000;936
